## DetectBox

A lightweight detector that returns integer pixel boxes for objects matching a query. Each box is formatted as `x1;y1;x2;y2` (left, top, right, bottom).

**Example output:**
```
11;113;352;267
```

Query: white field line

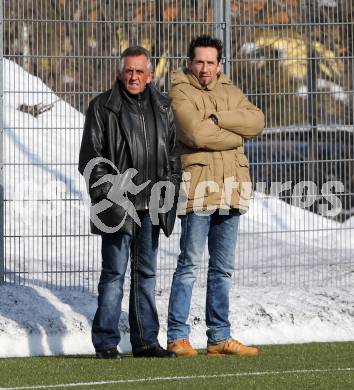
1;368;353;390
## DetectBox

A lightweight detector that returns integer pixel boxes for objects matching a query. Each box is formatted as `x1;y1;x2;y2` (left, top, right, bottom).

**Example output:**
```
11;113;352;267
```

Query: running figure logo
83;157;150;233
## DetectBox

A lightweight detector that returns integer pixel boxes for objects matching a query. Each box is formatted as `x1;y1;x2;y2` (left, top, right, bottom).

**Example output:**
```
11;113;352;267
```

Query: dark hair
118;46;153;74
188;35;223;63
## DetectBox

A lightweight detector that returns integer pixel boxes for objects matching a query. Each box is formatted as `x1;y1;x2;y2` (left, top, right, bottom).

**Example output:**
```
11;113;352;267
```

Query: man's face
188;47;221;86
121;55;152;94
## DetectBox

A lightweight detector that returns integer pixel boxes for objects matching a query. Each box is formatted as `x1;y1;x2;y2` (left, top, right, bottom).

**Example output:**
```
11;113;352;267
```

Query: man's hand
209;115;218;126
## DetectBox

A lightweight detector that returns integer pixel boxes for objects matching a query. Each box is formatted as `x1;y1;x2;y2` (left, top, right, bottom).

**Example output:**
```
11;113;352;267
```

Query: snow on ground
1;59;353;358
1;284;353;358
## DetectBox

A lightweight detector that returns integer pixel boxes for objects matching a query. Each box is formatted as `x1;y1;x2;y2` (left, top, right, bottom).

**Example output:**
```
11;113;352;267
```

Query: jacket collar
149;82;171;111
104;80;122;115
104;79;170;114
171;69;233;91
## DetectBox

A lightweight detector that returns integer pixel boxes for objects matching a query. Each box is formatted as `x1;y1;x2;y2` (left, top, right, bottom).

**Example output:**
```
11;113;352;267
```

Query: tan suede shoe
167;339;198;357
207;338;259;356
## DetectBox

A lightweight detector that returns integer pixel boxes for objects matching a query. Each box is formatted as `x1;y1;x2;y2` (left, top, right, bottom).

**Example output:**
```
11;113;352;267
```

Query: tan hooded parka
169;69;265;214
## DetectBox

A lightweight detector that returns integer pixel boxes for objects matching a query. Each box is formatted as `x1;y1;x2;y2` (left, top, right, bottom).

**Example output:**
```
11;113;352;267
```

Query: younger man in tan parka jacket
167;35;264;357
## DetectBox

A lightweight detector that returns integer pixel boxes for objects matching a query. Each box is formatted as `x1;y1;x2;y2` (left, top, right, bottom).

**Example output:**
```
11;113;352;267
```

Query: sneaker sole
168;350;198;357
207;351;258;357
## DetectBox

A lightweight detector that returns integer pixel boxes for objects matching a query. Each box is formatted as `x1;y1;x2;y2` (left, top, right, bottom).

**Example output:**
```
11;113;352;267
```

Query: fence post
0;0;4;285
155;0;163;61
223;0;231;77
306;0;318;184
213;0;231;77
213;0;223;41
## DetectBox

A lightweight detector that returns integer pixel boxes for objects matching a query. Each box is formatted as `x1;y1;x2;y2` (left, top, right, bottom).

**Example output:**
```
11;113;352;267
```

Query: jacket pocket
235;152;252;207
181;153;211;200
235;152;250;181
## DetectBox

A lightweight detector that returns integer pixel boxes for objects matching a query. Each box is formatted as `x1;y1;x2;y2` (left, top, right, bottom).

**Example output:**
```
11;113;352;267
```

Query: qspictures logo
10;158;346;233
81;158;346;233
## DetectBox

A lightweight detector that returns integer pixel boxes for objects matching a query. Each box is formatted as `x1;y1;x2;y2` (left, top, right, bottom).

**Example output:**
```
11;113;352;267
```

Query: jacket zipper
137;95;150;209
162;106;170;177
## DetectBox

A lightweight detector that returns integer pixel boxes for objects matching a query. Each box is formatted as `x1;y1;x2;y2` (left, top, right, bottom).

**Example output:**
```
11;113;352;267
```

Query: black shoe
133;345;177;358
96;347;121;359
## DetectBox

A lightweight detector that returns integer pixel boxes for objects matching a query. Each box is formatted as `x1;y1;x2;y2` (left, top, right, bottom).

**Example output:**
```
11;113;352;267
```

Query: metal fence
1;0;353;290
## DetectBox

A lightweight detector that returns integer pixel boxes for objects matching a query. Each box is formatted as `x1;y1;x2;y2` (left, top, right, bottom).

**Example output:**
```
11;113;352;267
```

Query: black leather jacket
78;80;181;237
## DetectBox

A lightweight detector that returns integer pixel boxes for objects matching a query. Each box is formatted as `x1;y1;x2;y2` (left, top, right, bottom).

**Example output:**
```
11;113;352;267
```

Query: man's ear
187;59;192;70
216;62;222;74
147;72;154;84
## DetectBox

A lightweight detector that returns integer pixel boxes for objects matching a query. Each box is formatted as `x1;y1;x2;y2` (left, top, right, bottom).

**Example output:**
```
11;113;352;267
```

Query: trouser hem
207;336;230;346
94;344;118;352
131;341;160;353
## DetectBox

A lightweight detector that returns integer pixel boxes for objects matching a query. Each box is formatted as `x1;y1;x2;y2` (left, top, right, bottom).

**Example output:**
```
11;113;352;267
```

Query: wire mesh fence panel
1;0;353;291
230;0;354;287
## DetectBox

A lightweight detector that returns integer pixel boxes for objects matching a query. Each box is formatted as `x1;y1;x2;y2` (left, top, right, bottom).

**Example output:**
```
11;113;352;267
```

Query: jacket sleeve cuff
89;182;112;203
213;112;224;127
204;109;217;120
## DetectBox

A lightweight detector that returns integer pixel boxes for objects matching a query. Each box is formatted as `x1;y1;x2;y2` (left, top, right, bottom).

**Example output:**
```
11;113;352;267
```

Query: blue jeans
167;210;240;345
92;212;160;353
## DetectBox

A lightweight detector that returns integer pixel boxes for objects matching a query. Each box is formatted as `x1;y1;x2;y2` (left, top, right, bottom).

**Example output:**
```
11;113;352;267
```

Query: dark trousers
92;212;160;353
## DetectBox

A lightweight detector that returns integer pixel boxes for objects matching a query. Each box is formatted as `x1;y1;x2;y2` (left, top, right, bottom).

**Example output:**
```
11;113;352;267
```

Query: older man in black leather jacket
79;46;181;359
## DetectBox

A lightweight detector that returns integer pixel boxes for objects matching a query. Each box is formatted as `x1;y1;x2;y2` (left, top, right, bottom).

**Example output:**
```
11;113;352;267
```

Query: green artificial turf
0;342;353;389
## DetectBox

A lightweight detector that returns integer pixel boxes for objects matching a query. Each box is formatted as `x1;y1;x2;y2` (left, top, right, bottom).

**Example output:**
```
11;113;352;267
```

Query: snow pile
3;58;85;201
244;192;354;250
3;58;95;287
1;284;353;358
